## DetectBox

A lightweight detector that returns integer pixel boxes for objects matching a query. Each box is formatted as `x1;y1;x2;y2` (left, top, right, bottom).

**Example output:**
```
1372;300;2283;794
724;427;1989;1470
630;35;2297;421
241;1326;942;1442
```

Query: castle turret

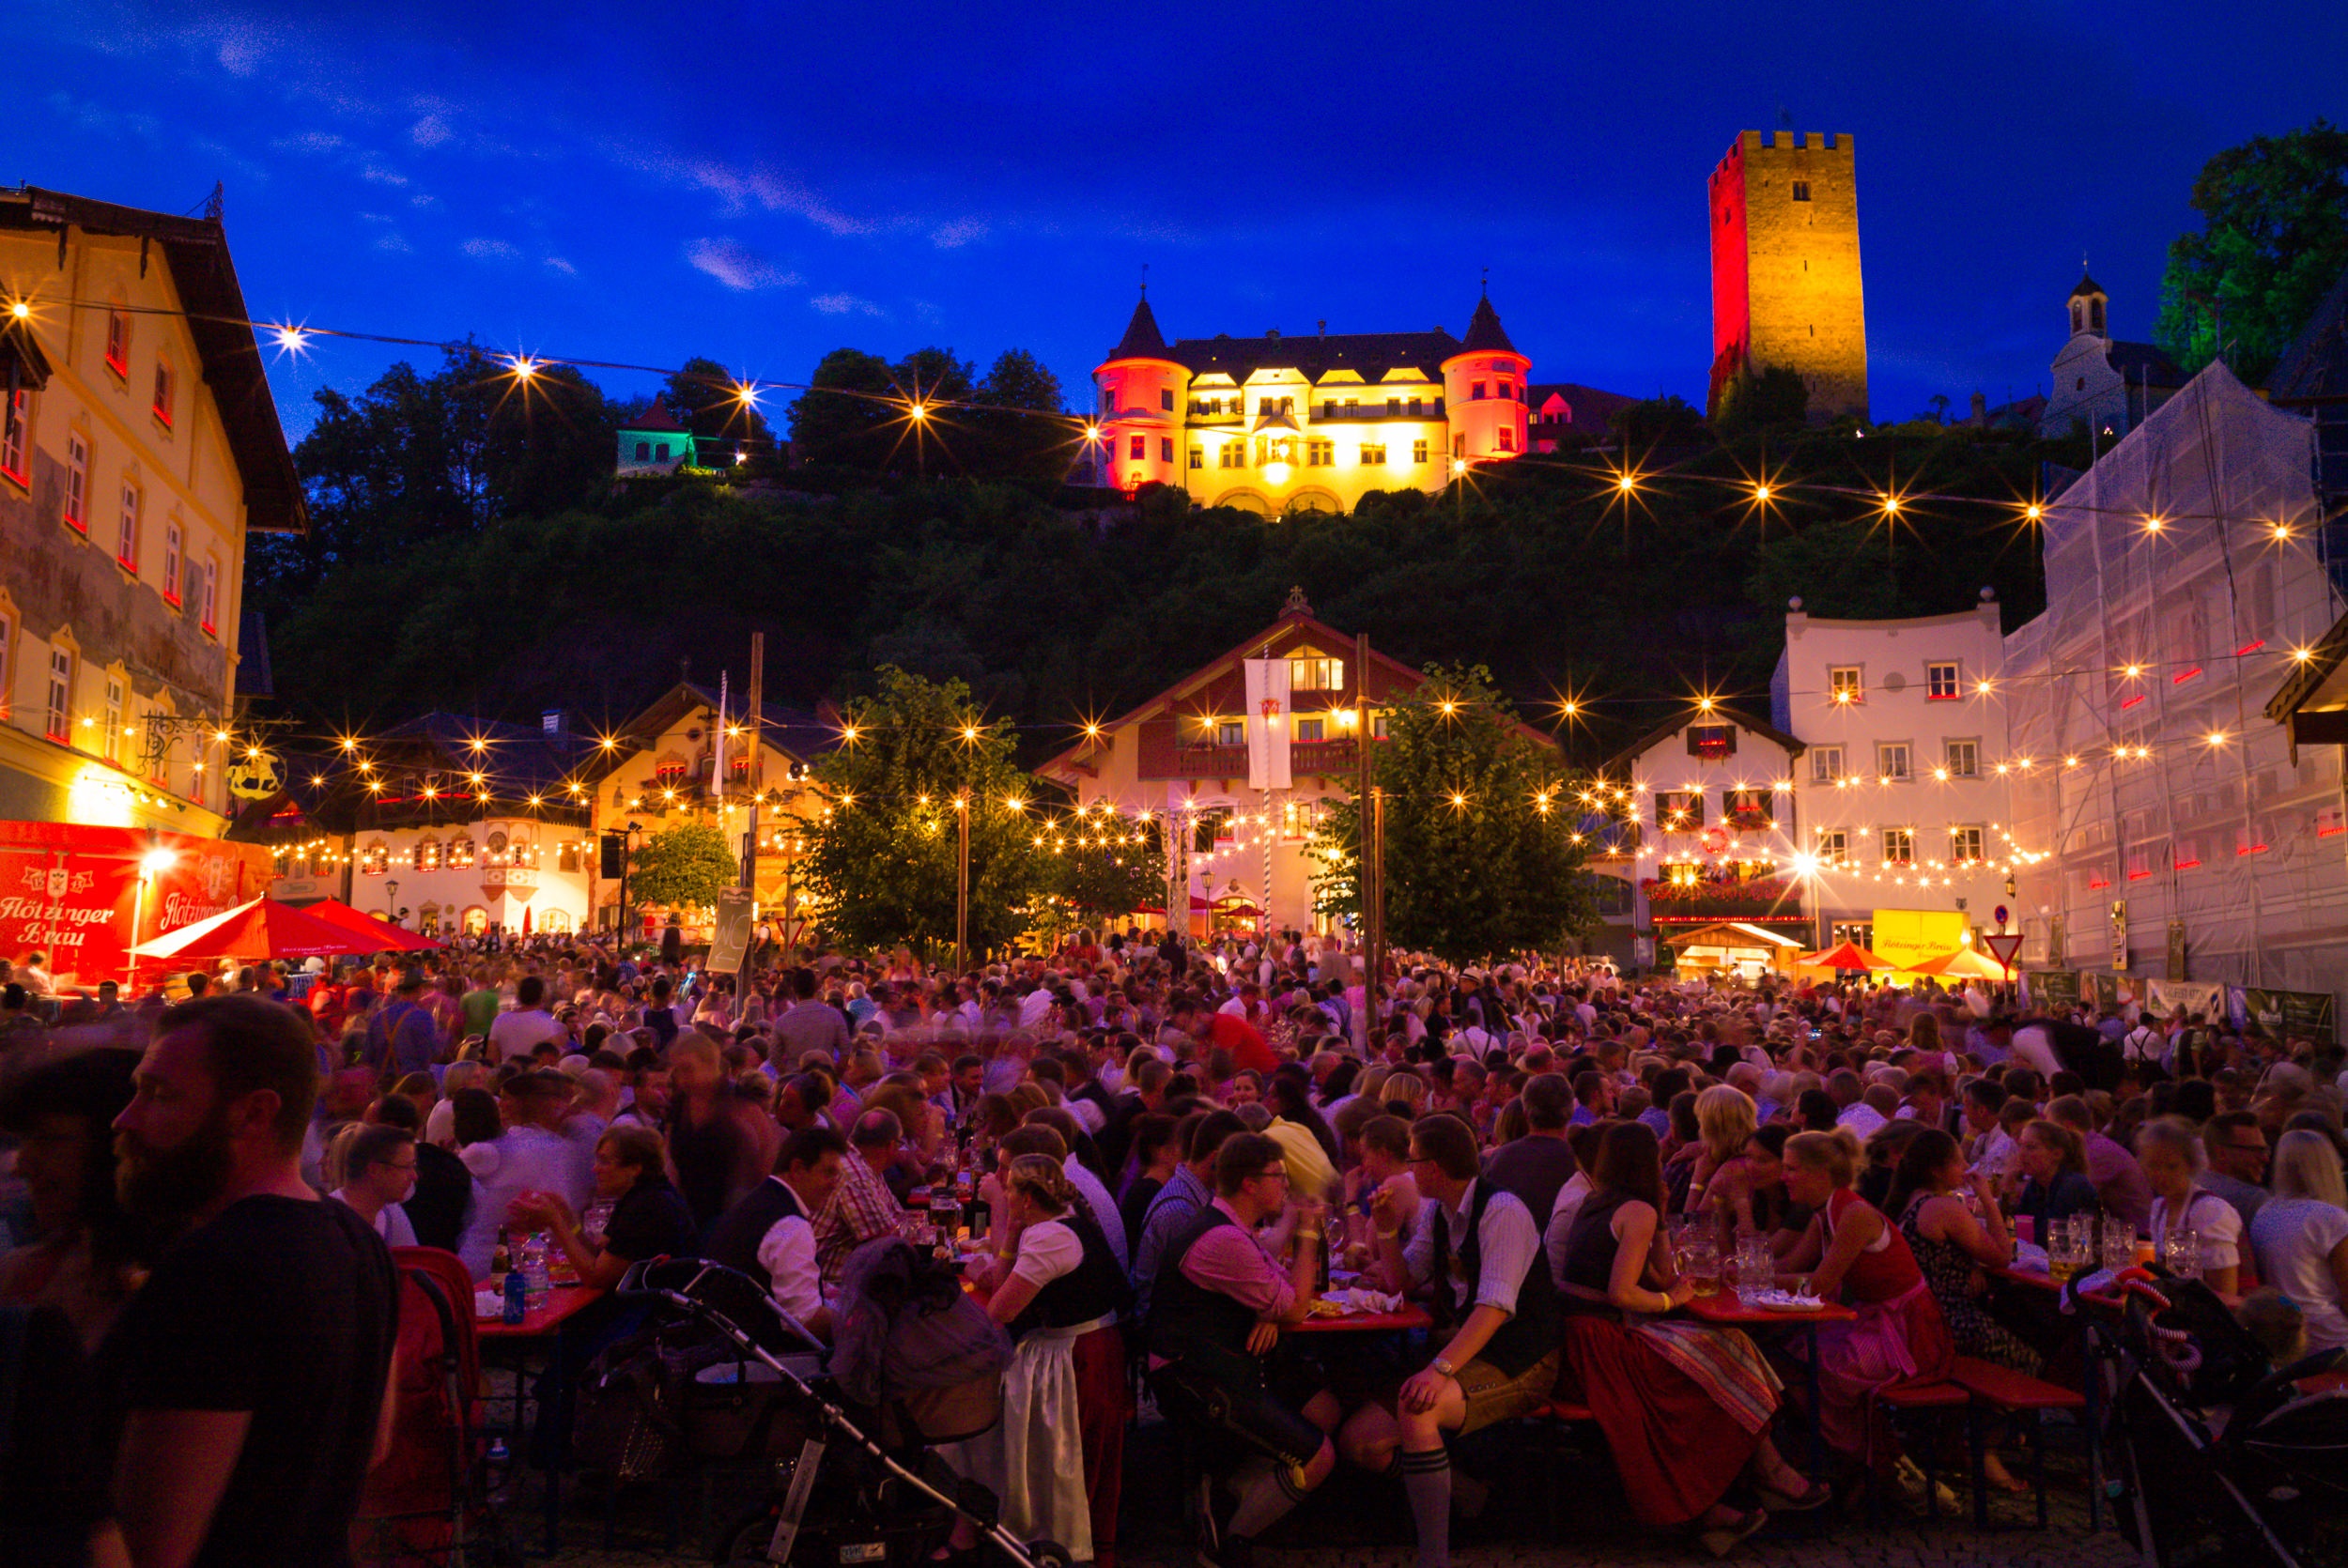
1439;293;1530;465
1092;293;1188;492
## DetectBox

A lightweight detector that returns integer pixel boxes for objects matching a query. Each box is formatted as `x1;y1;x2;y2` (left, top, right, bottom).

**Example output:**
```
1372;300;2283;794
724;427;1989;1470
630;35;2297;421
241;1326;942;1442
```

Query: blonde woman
1777;1129;1954;1469
950;1154;1130;1567
2138;1117;2244;1299
1680;1084;1757;1216
2249;1130;2348;1353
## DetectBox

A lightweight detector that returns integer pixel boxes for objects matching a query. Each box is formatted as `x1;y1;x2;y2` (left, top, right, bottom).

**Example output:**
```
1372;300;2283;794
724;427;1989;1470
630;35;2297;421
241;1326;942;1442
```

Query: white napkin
2011;1242;2049;1273
474;1290;507;1318
1320;1285;1404;1314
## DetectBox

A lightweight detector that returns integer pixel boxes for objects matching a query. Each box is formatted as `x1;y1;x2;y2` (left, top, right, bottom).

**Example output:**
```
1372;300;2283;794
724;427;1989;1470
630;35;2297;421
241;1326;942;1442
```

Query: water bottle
502;1267;528;1326
522;1233;551;1305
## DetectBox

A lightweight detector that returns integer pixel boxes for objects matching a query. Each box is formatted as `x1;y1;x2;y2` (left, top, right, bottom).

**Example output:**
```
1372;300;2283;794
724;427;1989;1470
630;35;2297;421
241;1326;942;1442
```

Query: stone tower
1707;130;1869;424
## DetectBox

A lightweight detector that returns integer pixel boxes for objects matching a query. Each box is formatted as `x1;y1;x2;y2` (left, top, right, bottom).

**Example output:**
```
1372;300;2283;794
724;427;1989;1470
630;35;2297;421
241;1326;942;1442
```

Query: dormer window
654;755;687;786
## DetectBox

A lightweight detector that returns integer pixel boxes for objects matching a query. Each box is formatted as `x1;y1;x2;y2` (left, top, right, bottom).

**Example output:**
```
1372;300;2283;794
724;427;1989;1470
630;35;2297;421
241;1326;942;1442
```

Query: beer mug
2100;1229;2137;1276
1682;1230;1722;1297
2164;1228;2202;1279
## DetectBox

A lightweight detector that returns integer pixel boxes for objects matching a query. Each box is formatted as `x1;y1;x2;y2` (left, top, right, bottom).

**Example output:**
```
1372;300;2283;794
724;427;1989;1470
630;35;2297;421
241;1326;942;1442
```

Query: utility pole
738;632;764;991
1354;631;1384;1009
955;794;971;975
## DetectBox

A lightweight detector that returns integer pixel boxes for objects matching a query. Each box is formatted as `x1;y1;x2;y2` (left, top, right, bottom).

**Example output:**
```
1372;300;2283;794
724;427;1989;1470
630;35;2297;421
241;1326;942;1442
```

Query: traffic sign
1984;932;2025;976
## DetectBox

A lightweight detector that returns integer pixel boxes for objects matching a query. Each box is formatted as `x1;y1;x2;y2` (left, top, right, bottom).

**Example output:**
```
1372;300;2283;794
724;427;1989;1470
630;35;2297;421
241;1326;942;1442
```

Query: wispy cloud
686;238;800;291
409;114;453;148
810;292;884;317
930;218;988;250
273;130;346;154
361;165;408;186
374;231;411;253
543;256;578;276
462;237;520;261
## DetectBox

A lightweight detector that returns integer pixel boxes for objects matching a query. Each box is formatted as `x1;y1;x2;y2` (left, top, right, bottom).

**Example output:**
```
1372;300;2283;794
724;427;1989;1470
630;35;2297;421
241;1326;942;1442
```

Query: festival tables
1682;1287;1857;1471
1290;1303;1434;1335
477;1284;607;1554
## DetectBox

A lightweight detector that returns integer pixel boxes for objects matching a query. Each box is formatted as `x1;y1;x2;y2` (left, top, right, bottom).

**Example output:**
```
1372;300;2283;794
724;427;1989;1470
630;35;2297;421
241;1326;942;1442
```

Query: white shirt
333;1190;417;1249
489;1007;567;1064
457;1125;595;1278
754;1197;825;1329
1403;1178;1542;1316
2009;1024;2066;1081
2251;1199;2348;1352
1837;1102;1889;1139
2149;1190;2242;1270
1062;1160;1130;1272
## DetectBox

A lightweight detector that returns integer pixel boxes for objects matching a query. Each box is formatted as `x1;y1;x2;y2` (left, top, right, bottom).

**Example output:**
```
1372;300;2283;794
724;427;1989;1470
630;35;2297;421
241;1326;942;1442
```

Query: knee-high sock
1228;1460;1310;1541
1397;1447;1451;1568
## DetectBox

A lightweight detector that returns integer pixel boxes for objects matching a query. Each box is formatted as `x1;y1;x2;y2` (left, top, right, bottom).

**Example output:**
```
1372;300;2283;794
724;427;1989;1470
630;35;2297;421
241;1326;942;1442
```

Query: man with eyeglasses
1341;1113;1557;1568
2199;1110;2271;1228
1148;1132;1338;1568
331;1123;420;1248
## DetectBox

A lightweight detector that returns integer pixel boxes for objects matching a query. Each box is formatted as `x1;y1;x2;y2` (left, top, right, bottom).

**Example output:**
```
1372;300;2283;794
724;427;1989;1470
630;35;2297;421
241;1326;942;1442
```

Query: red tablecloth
477;1284;606;1339
1681;1287;1857;1326
1292;1304;1434;1335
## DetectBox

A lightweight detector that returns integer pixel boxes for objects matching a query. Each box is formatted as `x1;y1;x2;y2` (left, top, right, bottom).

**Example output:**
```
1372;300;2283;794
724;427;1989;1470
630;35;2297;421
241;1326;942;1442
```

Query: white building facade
1769;597;2021;950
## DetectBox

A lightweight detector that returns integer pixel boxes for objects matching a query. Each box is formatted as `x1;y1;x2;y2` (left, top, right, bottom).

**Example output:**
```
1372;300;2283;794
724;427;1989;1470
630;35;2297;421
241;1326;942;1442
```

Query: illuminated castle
1707;131;1869;423
1091;291;1529;514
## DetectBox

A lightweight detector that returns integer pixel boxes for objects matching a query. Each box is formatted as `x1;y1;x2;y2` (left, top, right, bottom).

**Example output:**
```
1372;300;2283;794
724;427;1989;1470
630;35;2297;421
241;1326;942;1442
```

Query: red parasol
300;897;439;953
1796;940;1895;971
131;897;373;962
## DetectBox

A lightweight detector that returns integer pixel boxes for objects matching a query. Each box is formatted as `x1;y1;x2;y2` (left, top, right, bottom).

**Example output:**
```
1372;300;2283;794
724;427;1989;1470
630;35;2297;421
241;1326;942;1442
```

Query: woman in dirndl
945;1154;1131;1566
1775;1129;1954;1474
1552;1123;1826;1557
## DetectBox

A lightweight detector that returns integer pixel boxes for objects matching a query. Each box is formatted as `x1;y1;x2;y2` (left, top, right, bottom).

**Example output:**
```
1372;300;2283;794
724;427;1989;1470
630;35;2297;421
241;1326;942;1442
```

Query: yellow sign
1872;908;1969;971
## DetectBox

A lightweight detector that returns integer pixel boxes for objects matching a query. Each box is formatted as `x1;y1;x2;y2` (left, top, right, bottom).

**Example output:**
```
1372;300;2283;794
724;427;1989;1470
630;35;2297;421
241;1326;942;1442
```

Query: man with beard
103;993;398;1568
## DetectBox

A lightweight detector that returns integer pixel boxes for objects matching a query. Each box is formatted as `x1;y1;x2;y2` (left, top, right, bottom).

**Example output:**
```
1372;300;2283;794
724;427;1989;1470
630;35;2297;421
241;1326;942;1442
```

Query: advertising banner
2146;978;2223;1022
0;822;270;992
1242;658;1293;792
2026;970;2081;1012
1871;908;1968;971
2231;987;2338;1046
707;886;754;974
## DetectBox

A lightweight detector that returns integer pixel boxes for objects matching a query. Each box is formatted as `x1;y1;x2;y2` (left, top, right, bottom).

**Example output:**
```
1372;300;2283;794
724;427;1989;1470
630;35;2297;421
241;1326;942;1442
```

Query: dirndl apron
940;1313;1115;1560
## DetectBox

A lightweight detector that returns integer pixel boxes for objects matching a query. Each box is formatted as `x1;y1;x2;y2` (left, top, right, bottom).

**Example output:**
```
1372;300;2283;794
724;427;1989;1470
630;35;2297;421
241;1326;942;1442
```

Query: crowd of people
1;928;2343;1568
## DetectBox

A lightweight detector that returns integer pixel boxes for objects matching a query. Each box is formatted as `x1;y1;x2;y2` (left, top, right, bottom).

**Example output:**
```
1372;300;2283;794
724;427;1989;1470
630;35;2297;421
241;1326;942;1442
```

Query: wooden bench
1865;1380;1970;1522
1518;1399;1599;1530
1947;1356;2087;1530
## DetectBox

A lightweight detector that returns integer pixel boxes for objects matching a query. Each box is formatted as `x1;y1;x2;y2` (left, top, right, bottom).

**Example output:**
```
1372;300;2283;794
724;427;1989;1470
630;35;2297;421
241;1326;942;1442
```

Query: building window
414;838;439;871
1359;442;1387;466
1453;435;1464;458
1925;661;1959;699
101;678;123;762
1128;435;1145;460
151;360;174;427
200;556;218;634
105;309;130;376
1188;446;1203;469
0;388;27;485
1656;791;1705;831
1791;181;1811;201
1159;387;1173;411
447;838;477;870
1877;742;1911;781
162;522;183;605
1471;381;1487;401
1290;657;1343;691
1944;739;1978;778
1412;438;1429;464
1102;388;1116;412
1495;426;1514;453
1295;717;1324;743
1951;825;1985;864
1370;713;1389;740
1816;828;1848;866
1220;442;1245;469
1385;396;1401;415
0;611;10;721
558;840;581;872
1725;788;1772;829
1214;720;1243;748
1688;725;1736;760
1829;666;1863;704
116;483;140;570
653;441;670;461
1410;397;1424;416
1811;745;1845;782
1160;437;1173;462
45;648;72;740
63;435;87;528
1305;439;1333;466
633;440;649;461
1881;827;1914;866
1498;379;1514;401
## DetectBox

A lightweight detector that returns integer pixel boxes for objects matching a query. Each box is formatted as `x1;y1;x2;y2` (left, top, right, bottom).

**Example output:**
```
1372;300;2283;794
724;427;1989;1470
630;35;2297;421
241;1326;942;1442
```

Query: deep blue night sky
23;1;2346;440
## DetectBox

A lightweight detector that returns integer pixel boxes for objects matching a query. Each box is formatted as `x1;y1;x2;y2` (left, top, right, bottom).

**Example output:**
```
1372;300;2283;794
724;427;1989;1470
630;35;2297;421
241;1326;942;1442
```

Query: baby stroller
2100;1273;2348;1568
617;1256;1068;1568
352;1246;506;1567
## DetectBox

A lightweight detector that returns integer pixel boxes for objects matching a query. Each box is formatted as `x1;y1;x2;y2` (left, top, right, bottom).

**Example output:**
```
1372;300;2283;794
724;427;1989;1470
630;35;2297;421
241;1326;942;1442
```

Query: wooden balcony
1150;736;1369;780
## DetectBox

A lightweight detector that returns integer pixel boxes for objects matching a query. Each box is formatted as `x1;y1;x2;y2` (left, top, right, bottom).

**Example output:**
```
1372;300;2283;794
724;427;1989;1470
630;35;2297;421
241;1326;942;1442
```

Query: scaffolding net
2004;363;2348;1006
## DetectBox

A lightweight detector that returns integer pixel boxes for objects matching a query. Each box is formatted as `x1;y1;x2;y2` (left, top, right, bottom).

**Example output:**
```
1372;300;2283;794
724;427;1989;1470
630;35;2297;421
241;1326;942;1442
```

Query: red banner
0;822;271;993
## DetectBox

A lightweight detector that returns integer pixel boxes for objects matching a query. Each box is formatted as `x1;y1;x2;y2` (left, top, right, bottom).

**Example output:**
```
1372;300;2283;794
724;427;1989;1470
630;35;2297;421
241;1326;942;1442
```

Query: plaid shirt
814;1147;903;1282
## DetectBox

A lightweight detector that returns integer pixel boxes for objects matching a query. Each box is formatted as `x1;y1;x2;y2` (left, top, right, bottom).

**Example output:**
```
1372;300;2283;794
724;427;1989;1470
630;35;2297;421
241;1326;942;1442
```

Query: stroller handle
617;1255;829;1354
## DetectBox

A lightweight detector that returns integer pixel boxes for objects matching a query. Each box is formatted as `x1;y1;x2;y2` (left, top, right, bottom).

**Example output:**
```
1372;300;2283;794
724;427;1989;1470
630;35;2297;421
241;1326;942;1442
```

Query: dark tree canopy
2155;119;2348;385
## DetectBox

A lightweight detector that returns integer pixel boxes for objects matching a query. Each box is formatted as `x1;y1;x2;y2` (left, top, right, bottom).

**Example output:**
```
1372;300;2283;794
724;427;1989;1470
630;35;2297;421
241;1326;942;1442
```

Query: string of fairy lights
17;287;2326;903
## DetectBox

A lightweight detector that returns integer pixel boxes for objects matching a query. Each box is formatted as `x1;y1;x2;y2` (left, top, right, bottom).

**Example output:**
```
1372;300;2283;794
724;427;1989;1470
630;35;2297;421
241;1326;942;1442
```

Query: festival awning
300;897;440;953
1671;921;1804;949
131;897;365;961
1796;940;1895;971
1901;945;2008;979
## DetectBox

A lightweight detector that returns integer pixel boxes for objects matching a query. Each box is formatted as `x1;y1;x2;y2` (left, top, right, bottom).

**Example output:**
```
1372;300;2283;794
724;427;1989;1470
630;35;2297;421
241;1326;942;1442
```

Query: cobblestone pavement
502;1411;2139;1568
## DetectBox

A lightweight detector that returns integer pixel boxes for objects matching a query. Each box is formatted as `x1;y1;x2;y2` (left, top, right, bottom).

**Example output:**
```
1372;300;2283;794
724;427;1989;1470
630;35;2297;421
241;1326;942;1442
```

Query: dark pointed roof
623;398;687;434
1109;297;1168;361
1461;294;1518;354
2070;272;2107;300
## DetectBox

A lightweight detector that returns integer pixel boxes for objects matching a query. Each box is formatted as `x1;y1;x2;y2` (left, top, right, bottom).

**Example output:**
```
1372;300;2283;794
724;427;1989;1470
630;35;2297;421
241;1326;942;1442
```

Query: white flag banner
1244;657;1292;792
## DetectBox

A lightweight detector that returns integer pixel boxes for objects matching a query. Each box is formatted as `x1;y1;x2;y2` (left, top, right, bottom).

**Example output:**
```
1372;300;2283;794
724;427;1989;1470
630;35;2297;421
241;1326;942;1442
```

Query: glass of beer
1683;1230;1722;1297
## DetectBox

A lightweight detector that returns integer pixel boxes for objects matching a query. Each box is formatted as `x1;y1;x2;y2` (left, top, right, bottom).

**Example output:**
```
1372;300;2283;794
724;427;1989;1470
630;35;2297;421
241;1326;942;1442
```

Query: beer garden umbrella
131;896;373;962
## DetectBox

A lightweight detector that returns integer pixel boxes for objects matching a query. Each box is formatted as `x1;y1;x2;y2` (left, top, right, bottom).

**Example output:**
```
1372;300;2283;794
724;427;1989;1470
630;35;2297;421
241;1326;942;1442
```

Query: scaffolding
2003;363;2348;1007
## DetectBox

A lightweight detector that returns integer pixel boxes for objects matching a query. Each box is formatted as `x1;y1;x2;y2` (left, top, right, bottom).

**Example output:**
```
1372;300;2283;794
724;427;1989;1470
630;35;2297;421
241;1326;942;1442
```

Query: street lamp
385;881;401;926
126;845;178;992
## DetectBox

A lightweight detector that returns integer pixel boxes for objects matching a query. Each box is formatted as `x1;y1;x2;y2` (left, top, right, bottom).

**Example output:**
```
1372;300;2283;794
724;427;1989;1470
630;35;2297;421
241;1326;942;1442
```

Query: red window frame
104;310;130;377
0;387;27;486
151;360;173;428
